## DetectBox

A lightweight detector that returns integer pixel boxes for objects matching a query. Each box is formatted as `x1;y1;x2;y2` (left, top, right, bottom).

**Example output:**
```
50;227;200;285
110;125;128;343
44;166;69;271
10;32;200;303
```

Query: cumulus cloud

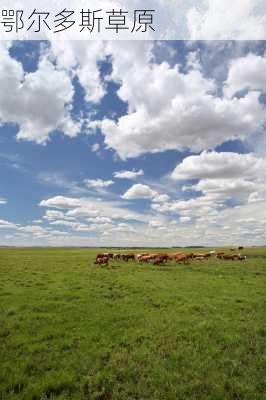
39;195;150;223
122;184;157;200
171;151;266;180
192;178;262;199
225;53;266;97
0;219;17;229
91;143;100;153
0;198;7;205
98;42;266;159
40;196;82;209
169;150;266;218
0;42;80;144
84;179;114;189
49;41;106;103
113;169;144;180
187;0;266;40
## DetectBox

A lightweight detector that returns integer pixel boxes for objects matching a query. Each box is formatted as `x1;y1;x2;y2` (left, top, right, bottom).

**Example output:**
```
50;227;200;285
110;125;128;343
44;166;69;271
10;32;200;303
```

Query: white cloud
225;53;266;97
0;43;80;144
40;196;82;209
122;184;157;200
0;219;17;229
192;178;262;199
0;198;7;205
180;216;191;223
187;0;266;40
99;42;266;159
39;195;150;223
50;41;106;103
153;193;171;203
84;179;114;189
87;216;112;224
91;143;100;153
248;188;266;203
171;151;266;180
113;169;144;180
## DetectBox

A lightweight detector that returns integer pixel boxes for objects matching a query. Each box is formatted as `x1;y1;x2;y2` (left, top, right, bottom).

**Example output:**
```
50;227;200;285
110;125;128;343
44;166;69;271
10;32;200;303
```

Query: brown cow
216;252;225;259
153;256;165;266
121;254;135;262
168;252;184;261
174;254;189;264
186;253;194;259
138;254;159;263
94;256;109;266
222;254;239;261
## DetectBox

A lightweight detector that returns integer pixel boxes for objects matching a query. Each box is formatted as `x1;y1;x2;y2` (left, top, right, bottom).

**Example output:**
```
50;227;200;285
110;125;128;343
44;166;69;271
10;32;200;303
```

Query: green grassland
0;247;265;400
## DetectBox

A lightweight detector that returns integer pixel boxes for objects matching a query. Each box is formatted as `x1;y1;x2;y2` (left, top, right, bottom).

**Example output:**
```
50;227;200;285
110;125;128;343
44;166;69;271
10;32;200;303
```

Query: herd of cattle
94;248;247;266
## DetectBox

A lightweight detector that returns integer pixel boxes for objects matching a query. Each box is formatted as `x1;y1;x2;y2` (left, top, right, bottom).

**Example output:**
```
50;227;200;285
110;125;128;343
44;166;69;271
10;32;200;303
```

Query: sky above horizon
1;40;266;247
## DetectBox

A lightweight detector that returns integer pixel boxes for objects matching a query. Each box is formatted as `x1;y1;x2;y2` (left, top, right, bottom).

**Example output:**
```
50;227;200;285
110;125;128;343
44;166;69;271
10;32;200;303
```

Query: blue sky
0;40;266;246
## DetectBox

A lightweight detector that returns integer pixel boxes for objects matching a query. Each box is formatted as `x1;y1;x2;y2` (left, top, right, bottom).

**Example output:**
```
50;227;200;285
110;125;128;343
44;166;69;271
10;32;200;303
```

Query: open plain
0;247;265;400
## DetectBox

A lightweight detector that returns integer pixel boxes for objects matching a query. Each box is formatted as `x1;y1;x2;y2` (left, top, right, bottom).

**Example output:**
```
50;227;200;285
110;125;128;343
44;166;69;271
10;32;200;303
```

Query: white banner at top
0;0;266;40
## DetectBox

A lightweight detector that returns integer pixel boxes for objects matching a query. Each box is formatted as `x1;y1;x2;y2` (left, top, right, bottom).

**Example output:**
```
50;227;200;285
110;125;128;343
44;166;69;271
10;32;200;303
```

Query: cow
216;252;225;259
193;253;210;259
96;253;113;260
203;253;211;258
222;254;239;261
186;253;194;260
121;254;135;262
113;254;121;260
168;252;184;261
238;255;247;261
153;256;166;266
156;253;169;262
94;256;109;266
138;254;158;263
174;254;189;264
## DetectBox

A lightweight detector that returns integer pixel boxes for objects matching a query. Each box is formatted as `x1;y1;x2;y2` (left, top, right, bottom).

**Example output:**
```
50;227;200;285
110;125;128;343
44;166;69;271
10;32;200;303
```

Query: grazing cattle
94;256;109;266
216;252;225;258
203;253;211;258
174;254;189;264
153;256;166;266
138;254;158;263
156;253;169;262
121;254;135;262
238;246;244;250
238;255;247;261
113;254;121;260
168;252;184;261
136;253;150;262
186;253;194;260
152;254;169;265
192;253;210;259
138;255;150;263
96;253;113;260
222;254;239;261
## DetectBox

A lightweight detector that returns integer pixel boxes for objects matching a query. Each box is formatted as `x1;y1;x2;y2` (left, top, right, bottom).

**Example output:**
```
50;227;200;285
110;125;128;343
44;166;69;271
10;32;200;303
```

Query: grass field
0;247;265;400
